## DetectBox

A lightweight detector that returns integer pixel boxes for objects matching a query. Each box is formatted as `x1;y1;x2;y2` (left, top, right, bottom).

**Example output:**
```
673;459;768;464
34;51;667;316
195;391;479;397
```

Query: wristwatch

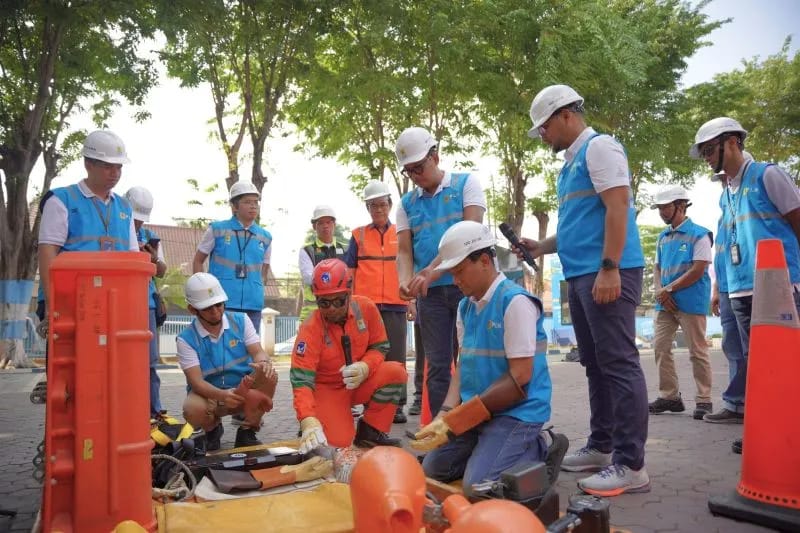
600;258;618;271
665;285;674;293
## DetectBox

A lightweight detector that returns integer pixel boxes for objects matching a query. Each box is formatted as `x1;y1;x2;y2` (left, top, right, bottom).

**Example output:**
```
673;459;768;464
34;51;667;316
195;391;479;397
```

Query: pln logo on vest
486;320;502;331
679;243;688;252
225;234;232;245
119;212;128;220
229;339;238;348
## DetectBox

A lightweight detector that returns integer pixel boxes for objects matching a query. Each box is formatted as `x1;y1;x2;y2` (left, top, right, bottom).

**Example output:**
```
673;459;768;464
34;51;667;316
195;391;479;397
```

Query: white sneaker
578;464;650;497
561;446;612;472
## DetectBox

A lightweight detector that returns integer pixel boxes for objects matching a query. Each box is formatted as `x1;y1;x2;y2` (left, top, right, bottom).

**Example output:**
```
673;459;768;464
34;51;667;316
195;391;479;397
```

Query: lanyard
90;197;112;235
724;160;751;244
235;230;253;261
194;320;227;387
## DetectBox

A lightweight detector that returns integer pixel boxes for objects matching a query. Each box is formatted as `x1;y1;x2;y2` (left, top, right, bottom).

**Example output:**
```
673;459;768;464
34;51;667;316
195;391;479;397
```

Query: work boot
408;399;422;416
693;402;713;420
703;408;743;424
234;427;262;448
732;438;743;455
393;407;408;424
205;424;224;452
354;419;401;448
543;428;569;486
648;396;685;414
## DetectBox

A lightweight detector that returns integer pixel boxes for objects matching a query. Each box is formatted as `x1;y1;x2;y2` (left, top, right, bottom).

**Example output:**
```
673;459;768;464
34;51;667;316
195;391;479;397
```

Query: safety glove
299;416;328;454
339;361;369;390
251;455;334;490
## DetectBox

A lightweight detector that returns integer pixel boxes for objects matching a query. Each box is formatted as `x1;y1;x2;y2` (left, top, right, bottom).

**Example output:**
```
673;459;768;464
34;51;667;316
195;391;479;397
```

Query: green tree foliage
638;224;665;307
681;41;799;177
160;0;332;194
0;0;158;366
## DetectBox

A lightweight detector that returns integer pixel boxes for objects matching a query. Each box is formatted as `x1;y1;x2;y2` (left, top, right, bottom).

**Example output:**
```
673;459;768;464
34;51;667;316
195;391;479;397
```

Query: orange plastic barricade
43;252;156;533
442;494;545;533
708;239;800;530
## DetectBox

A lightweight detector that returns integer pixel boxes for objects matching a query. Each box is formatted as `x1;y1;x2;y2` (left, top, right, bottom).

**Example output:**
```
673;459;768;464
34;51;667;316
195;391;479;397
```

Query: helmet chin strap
714;140;725;174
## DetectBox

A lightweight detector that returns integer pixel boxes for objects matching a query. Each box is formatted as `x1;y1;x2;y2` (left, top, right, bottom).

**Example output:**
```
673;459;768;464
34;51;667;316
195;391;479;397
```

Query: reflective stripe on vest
656;219;711;315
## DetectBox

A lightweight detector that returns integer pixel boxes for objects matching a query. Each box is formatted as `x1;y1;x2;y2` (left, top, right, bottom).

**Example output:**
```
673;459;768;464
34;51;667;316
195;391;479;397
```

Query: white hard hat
395;127;437;166
364;180;391;202
650;185;690;209
689;117;748;159
229;181;260;201
125;186;154;222
528;85;584;138
185;272;228;310
82;130;130;164
436;221;496;271
311;204;336;224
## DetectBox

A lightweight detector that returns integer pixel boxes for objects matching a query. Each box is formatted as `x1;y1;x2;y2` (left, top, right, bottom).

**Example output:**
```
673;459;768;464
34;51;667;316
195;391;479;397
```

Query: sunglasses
401;155;431;178
316;295;348;309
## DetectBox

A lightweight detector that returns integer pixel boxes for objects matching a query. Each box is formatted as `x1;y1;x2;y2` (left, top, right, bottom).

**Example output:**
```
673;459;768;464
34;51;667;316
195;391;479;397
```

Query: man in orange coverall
291;258;408;452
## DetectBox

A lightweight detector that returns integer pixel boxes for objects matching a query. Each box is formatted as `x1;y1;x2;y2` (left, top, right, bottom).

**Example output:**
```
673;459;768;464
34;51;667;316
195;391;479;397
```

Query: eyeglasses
367;201;390;211
316;295;348;309
401;155;431;178
537;108;565;136
699;140;723;158
238;199;260;206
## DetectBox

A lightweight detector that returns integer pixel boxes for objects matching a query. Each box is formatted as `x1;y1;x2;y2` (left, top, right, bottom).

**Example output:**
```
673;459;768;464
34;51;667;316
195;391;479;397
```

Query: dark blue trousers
567;268;648;470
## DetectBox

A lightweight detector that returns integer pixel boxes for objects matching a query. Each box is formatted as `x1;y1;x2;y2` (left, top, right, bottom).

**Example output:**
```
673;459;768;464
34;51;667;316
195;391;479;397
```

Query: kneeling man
410;221;565;492
177;272;277;450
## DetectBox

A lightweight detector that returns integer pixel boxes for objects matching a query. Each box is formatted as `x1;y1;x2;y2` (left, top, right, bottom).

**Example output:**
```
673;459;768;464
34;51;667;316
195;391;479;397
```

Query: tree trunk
532;211;550;297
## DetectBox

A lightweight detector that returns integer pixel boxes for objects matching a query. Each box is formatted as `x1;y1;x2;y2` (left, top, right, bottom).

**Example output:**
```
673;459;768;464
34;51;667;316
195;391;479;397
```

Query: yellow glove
339;361;369;390
299;416;328;454
408;417;451;452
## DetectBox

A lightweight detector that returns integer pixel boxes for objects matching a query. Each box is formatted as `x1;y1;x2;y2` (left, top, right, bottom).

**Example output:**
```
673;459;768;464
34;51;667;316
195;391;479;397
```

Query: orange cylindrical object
350;447;427;533
738;239;800;510
442;495;545;533
43;252;157;532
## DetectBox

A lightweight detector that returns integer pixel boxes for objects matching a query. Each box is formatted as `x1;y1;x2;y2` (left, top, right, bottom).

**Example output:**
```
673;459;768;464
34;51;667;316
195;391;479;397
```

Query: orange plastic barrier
708;239;800;530
350;447;427;532
43;252;156;533
441;494;545;533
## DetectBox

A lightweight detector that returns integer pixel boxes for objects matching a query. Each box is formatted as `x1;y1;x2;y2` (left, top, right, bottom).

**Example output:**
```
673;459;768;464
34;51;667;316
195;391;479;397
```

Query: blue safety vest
714;208;728;293
38;184;132;301
401;173;468;287
207;217;272;311
137;227;159;310
555;134;644;279
656;219;712;315
458;279;551;423
721;161;800;293
178;311;251;391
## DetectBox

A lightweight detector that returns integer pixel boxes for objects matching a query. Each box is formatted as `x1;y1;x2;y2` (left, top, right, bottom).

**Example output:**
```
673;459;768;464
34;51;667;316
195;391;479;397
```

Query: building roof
144;223;281;298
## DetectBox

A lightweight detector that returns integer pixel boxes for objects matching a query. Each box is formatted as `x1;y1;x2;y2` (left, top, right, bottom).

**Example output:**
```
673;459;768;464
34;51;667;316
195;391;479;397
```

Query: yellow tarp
156;482;354;533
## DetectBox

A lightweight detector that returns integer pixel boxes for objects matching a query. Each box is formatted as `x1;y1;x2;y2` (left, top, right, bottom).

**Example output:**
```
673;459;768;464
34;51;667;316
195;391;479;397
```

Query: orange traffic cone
708;239;800;530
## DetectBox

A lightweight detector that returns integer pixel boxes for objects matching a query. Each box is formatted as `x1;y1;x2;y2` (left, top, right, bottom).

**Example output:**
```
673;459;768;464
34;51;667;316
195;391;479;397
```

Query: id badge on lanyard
99;236;115;251
729;243;741;265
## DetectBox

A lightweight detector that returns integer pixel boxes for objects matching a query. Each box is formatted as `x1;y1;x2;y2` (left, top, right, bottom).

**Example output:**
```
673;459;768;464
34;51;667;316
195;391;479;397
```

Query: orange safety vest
352;224;406;307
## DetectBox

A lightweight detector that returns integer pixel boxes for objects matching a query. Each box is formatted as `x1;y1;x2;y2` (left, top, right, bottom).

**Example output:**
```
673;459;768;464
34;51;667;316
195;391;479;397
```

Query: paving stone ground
0;349;778;532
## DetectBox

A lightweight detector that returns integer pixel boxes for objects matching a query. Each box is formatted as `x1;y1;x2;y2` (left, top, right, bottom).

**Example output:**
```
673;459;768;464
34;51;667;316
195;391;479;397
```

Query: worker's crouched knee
183;392;217;431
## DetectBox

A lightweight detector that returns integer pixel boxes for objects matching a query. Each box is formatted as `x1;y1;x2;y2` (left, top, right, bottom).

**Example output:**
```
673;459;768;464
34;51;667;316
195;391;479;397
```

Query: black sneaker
732;438;743;455
205;424;224;452
393;408;408;424
543;429;569;486
408;400;422;416
354;419;401;448
703;408;744;424
648;396;685;414
234;427;262;448
693;402;713;420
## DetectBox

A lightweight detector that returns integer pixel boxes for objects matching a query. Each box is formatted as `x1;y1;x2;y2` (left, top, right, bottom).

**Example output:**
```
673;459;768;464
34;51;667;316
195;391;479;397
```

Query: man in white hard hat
690;118;800;429
409;221;568;492
395;126;486;420
37;130;138;334
193;181;272;332
518;85;649;496
343;181;410;424
647;185;714;421
178;272;277;450
125;186;168;420
298;205;349;323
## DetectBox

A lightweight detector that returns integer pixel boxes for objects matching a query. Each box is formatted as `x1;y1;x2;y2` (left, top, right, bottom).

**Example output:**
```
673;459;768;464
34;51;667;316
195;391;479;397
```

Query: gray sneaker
578;464;650;497
703;408;744;424
561;446;612;472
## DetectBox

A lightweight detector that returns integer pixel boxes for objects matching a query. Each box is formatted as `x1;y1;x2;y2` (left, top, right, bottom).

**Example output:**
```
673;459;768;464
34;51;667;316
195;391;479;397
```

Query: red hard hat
312;258;351;296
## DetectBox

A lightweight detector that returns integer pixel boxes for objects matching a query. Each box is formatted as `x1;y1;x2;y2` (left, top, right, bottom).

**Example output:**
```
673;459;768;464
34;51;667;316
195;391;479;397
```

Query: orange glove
234;376;274;428
250;456;333;489
409;397;490;452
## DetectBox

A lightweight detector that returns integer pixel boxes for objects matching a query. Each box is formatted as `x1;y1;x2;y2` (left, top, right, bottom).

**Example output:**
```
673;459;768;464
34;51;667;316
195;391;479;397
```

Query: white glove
299;416;328;454
339;362;369;390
